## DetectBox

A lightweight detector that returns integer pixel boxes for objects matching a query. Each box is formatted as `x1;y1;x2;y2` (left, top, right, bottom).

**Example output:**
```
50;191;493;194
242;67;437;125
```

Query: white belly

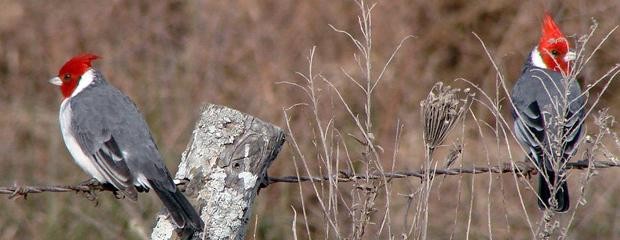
59;99;106;182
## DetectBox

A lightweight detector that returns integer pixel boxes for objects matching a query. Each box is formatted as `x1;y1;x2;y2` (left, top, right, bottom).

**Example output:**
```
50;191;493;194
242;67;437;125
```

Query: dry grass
1;0;620;239
281;1;620;239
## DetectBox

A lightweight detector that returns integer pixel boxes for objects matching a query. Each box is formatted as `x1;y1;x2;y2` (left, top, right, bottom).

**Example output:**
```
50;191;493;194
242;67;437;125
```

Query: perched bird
49;54;204;234
511;13;584;212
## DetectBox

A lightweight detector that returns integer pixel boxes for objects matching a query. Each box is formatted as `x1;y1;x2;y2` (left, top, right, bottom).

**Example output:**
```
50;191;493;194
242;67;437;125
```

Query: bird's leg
77;178;125;200
75;178;103;204
78;178;101;187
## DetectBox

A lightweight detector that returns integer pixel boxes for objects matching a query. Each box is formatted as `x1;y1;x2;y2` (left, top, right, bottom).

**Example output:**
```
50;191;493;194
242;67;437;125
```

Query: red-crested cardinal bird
511;13;584;212
49;54;204;234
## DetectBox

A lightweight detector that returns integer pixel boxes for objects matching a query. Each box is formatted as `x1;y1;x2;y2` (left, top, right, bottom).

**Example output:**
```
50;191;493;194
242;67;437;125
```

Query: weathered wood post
151;104;285;240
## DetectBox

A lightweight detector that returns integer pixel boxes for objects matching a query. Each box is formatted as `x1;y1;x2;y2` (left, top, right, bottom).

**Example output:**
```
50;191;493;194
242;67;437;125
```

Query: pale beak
564;51;576;62
49;76;62;86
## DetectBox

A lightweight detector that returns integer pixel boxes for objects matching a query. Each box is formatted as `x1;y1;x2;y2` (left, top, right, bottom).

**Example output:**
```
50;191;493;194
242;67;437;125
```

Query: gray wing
71;123;137;199
69;77;176;197
561;96;585;158
512;67;585;165
512;101;545;165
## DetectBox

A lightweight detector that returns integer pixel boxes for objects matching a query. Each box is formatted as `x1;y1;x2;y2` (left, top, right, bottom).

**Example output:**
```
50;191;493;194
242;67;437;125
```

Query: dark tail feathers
538;170;570;212
151;180;204;236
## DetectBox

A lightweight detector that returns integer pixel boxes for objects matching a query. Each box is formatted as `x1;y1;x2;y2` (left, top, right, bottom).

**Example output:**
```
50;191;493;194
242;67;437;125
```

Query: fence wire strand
1;160;617;199
264;159;618;185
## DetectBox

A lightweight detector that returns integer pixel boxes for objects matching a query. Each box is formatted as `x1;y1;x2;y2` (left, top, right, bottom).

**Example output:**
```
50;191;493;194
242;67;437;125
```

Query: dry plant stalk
421;82;474;155
281;1;412;239
412;82;473;239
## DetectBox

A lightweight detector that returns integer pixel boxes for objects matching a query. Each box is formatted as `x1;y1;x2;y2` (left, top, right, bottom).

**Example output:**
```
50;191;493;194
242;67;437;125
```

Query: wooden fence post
151;104;285;240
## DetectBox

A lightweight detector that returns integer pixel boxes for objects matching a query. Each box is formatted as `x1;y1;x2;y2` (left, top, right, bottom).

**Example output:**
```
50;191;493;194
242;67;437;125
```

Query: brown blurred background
1;0;619;239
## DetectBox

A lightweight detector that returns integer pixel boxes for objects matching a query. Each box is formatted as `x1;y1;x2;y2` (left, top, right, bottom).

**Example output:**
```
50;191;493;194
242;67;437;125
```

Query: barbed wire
1;160;618;199
0;180;113;200
0;179;190;200
264;159;620;185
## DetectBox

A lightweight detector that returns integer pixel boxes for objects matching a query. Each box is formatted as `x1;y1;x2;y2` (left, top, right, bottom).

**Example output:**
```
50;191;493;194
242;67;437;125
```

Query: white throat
71;69;95;98
530;48;547;69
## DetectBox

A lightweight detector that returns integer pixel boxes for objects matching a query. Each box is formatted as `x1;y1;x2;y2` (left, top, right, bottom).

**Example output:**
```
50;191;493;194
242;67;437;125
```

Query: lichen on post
151;104;285;240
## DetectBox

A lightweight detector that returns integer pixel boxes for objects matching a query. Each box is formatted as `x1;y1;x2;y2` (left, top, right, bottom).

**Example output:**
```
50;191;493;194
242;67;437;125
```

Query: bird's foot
78;178;102;187
112;191;125;200
75;179;101;204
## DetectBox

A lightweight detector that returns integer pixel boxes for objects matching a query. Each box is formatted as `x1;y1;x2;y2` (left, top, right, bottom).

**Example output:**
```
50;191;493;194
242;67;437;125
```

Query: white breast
59;98;106;182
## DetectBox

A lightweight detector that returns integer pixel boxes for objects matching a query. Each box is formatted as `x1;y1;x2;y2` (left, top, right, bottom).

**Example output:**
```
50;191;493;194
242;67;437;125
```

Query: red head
537;13;574;74
49;53;100;98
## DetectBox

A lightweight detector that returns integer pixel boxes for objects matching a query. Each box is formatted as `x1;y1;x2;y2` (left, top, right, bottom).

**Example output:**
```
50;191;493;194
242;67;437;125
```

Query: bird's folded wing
514;102;545;148
561;108;584;155
73;126;137;199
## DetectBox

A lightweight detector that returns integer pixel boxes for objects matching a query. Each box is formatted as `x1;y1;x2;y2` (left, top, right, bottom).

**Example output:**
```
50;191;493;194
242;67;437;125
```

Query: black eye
551;50;559;56
63;74;71;80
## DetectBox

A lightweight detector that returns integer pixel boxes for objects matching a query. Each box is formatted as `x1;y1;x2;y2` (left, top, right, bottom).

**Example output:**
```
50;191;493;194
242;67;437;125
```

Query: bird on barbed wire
49;54;204;235
511;13;585;212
